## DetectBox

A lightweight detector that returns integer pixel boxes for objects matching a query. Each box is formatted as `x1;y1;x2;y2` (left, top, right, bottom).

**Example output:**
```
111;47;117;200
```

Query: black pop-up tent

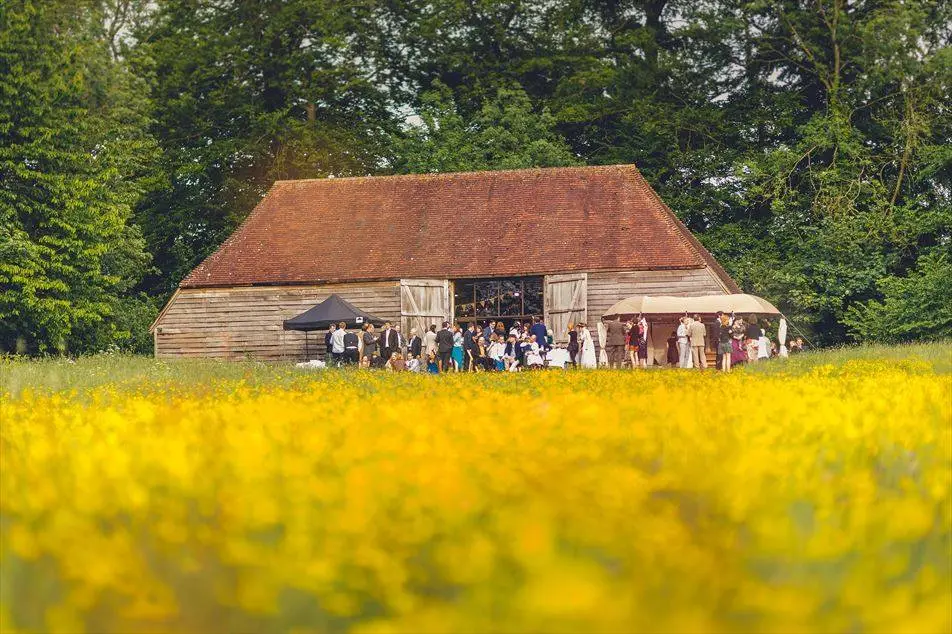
283;294;387;359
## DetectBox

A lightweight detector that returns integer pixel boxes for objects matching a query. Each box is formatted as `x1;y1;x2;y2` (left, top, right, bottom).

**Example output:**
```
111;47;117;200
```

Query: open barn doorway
452;277;543;332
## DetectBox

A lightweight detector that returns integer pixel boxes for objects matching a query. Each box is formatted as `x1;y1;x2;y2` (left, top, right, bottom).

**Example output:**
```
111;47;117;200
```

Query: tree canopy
0;0;159;354
1;0;949;353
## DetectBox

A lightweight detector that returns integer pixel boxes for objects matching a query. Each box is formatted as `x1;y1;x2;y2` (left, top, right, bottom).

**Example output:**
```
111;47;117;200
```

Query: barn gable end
154;165;740;361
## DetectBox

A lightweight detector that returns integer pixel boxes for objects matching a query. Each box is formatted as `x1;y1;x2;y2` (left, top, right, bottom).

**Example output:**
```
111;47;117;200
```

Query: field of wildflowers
1;345;950;633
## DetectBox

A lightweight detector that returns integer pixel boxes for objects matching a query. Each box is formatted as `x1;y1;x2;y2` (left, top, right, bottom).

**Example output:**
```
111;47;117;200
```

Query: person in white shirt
757;330;770;360
577;323;596;368
677;316;693;369
488;337;506;370
330;321;346;366
524;335;544;367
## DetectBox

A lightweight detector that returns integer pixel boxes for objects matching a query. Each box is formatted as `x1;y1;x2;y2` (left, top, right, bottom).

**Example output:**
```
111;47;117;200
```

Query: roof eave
177;264;714;290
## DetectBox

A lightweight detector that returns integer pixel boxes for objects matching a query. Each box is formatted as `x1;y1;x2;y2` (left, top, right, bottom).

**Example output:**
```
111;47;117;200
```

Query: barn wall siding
155;267;731;361
587;267;728;319
154;282;401;360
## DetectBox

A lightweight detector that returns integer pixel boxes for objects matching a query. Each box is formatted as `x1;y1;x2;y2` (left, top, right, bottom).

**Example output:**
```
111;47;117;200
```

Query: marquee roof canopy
282;294;386;332
602;294;780;318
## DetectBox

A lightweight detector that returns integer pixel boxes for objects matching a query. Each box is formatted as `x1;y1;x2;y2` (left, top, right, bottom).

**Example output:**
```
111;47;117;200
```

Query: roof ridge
273;164;636;186
175;164;731;290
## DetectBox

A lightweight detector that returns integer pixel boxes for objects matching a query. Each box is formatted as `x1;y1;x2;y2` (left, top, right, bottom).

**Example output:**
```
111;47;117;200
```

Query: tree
843;249;952;343
719;0;952;343
0;0;160;354
132;0;400;297
391;84;580;173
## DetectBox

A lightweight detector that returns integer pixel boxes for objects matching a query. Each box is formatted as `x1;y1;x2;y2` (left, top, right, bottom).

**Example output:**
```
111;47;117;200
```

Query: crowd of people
664;312;804;372
320;313;803;373
323;318;576;372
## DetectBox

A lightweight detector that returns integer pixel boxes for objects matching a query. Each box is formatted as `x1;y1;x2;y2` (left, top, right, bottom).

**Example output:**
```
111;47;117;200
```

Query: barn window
453;277;543;326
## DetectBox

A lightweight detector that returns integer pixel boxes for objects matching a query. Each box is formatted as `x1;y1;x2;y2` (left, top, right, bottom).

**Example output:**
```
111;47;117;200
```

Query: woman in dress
451;324;464;372
626;319;637;368
473;336;493;372
757;330;770;361
577;323;597;369
566;322;579;367
730;317;747;367
718;313;733;372
524;335;544;369
636;317;649;368
666;331;679;366
745;316;761;363
386;352;407;372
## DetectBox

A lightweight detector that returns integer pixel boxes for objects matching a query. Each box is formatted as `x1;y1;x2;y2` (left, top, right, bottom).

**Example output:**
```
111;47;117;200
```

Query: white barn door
544;273;587;343
400;279;452;336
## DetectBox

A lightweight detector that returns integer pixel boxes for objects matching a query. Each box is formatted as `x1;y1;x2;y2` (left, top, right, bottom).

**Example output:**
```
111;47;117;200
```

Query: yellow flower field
1;351;950;633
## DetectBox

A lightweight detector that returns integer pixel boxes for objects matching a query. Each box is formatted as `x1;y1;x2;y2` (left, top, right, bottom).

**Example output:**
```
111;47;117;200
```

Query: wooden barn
150;165;741;360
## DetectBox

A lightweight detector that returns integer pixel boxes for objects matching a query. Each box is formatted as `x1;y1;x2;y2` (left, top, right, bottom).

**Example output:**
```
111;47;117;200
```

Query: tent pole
305;331;309;360
779;312;815;350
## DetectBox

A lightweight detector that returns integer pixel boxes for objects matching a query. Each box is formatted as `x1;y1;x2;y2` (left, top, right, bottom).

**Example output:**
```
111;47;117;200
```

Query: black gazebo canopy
283;294;386;332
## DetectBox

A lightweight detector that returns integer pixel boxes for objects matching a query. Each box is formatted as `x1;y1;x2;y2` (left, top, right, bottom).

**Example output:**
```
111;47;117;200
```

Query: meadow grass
1;343;950;633
2;341;949;398
744;340;952;376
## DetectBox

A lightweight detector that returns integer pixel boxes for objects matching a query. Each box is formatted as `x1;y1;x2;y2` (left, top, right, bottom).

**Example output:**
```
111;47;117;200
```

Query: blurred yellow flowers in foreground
1;357;950;633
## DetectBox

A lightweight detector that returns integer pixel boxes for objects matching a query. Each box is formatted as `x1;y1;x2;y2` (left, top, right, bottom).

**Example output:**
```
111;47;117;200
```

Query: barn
150;164;741;361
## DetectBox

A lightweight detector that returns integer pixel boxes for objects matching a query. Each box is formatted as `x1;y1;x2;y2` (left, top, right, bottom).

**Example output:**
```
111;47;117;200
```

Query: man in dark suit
378;322;398;361
436;321;455;372
482;321;494;344
604;316;626;368
712;312;723;370
530;316;549;351
324;324;336;363
408;328;422;361
463;323;475;371
394;324;406;357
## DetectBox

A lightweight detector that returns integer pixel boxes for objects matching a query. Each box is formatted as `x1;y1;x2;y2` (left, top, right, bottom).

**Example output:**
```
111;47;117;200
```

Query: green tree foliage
131;0;399;296
843;250;952;343
391;84;580;173
3;0;949;353
385;0;950;344
383;0;747;225
716;0;952;343
0;0;159;354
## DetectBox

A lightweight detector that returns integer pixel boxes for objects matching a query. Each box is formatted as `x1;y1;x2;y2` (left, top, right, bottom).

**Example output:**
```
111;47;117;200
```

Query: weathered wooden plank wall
154;268;731;362
154;282;401;360
587;267;728;318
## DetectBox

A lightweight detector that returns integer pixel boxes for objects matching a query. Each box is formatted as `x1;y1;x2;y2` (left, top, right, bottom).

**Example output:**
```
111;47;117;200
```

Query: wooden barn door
544;273;587;343
400;279;452;336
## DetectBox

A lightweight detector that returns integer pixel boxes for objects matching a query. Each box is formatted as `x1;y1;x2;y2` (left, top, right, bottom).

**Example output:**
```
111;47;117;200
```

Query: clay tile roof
180;164;740;291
